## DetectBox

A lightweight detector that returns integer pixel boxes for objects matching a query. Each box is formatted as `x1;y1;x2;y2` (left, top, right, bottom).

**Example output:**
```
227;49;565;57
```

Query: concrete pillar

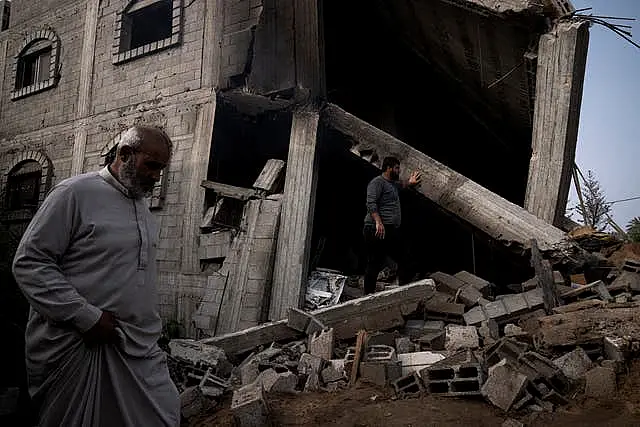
525;21;589;226
181;100;216;273
71;0;100;175
269;108;320;320
201;0;223;89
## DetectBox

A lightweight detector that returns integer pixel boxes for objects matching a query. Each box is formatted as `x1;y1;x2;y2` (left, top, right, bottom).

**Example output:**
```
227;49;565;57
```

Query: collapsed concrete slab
200;279;436;355
321;103;586;265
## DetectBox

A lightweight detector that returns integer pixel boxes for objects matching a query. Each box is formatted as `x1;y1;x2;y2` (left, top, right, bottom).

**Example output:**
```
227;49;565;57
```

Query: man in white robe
12;126;180;426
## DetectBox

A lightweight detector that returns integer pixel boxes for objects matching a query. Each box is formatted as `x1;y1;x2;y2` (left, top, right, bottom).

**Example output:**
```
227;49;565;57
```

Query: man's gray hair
117;125;173;156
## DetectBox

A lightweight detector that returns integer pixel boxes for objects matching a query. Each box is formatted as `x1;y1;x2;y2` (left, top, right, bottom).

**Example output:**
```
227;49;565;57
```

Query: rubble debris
367;331;397;347
424;292;466;323
180;386;213;420
256;369;298;394
430;272;489;307
478;319;500;345
202;279;435;356
464;288;544;326
610;271;640;293
231;382;272;427
421;351;484;397
392;372;424;398
481;362;528;412
305;269;347;310
395;337;417;354
444;325;480;352
552;347;593;382
454;270;491;298
397;351;445;377
536;306;640;350
321;361;346;384
502;418;524;427
309;328;334;359
252;159;286;194
584;366;617;398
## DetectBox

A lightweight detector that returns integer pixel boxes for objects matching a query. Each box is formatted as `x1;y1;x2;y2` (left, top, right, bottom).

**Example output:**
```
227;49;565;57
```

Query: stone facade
0;0;264;334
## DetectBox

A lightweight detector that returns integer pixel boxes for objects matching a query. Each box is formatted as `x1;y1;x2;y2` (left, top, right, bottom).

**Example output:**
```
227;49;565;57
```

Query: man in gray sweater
13;126;179;426
363;156;421;294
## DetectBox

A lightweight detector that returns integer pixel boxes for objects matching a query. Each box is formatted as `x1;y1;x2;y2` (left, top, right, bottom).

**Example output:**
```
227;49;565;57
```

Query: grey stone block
444;325;479;352
553;347;593;381
481;362;528;412
585;366;616;398
231;382;271;427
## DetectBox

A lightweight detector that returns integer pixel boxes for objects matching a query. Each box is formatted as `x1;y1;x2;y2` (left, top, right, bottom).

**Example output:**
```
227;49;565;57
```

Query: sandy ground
188;361;640;427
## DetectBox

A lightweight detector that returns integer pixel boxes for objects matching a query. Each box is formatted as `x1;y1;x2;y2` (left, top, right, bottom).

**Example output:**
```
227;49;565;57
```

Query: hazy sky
569;0;640;229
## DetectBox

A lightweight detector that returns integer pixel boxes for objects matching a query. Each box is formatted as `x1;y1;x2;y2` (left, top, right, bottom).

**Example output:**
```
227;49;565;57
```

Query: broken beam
201;180;259;201
201;279;436;356
525;21;589;226
321;103;584;264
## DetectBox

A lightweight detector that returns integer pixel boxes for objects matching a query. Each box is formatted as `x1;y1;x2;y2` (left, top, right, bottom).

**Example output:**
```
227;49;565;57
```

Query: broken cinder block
431;272;488;307
464;288;544;326
584;366;617;398
481;362;528;412
552;347;593;381
231;382;272;427
309;328;334;360
454;270;492;298
444;325;479;352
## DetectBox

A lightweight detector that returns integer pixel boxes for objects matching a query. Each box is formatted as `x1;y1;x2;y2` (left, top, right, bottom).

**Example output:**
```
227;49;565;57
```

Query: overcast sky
569;0;640;229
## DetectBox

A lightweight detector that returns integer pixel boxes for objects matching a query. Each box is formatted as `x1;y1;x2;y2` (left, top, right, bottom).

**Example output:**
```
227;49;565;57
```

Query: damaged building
0;0;590;342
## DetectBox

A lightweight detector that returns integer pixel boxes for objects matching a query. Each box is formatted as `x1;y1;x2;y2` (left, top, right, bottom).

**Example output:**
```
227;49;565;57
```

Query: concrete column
269;108;320;320
181;100;216;273
71;0;100;175
525;21;589;226
201;0;223;88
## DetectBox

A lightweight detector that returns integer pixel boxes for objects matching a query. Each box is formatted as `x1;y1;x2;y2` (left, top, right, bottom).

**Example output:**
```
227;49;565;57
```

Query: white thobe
13;167;179;426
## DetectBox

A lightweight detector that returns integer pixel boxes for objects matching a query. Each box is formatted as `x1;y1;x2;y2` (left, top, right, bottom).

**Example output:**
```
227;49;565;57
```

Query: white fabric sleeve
13;184;102;333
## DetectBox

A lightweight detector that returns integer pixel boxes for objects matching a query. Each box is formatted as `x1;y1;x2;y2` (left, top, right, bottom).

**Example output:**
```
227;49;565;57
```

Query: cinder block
231;383;271;427
553;347;593;381
454;270;491;298
392;372;424;397
398;351;445;377
481;362;528;412
364;345;397;362
584;366;616;398
309;328;334;360
421;351;484;396
395;337;417;354
444;325;479;352
298;353;323;376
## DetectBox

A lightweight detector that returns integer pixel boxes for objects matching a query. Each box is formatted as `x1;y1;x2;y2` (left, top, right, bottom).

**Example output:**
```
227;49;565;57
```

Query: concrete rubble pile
168;256;640;425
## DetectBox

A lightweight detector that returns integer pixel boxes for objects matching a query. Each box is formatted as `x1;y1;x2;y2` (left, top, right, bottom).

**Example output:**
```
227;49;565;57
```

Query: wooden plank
202;279;436;355
269;108;320;320
525;21;590;226
530;239;558;313
322;103;585;265
253;159;286;193
201;180;259;201
350;330;367;386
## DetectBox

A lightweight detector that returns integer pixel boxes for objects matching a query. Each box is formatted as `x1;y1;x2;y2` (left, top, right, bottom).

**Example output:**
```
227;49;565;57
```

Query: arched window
6;161;42;211
11;29;61;100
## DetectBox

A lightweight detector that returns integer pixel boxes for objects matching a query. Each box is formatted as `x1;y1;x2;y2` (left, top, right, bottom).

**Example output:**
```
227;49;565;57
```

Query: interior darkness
128;0;172;50
313;0;537;286
207;102;292;188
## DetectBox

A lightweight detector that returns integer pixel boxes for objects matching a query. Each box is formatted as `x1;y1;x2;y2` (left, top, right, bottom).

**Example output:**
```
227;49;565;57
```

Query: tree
573;170;611;231
627;217;640;242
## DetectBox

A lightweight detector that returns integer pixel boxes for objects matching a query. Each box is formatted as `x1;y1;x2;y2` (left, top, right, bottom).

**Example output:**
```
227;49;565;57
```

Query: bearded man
363;156;421;295
12;126;180;426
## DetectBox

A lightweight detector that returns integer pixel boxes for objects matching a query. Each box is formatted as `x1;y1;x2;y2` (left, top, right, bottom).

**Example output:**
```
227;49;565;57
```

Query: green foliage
573;170;612;231
627;217;640;243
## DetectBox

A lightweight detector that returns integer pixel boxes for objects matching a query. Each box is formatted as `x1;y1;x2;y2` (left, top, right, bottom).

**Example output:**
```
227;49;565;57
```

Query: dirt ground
189;361;640;427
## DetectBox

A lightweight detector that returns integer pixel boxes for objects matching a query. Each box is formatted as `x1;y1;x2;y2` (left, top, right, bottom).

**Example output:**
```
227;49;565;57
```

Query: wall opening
5;160;42;211
121;0;173;52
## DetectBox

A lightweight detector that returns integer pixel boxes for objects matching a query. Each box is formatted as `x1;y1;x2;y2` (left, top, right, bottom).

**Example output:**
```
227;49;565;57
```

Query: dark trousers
363;224;413;295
